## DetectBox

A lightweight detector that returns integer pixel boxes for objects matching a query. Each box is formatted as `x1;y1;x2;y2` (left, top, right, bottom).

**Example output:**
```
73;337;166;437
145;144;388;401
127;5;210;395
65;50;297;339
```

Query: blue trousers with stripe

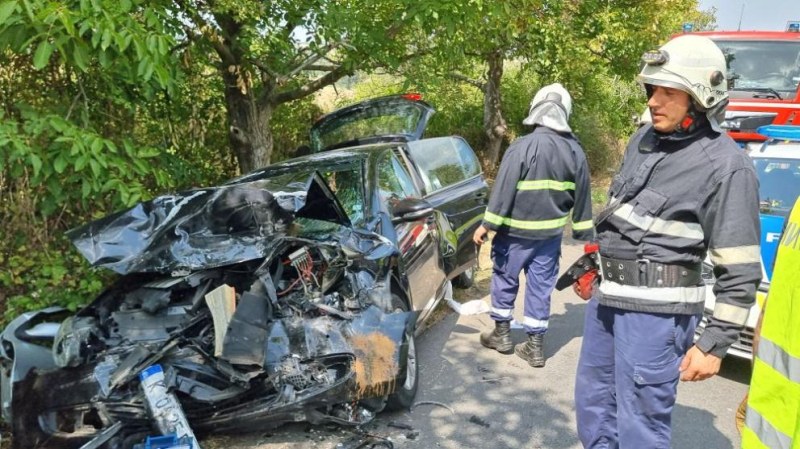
489;233;561;334
575;298;699;449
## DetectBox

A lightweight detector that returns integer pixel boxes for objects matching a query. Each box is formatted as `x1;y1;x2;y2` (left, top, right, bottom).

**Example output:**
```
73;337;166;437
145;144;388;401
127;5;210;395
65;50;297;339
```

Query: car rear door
402;137;488;278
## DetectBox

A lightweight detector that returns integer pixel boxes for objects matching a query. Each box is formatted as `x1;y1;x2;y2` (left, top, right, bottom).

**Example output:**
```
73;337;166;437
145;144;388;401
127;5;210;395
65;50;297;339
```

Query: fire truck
690;29;800;145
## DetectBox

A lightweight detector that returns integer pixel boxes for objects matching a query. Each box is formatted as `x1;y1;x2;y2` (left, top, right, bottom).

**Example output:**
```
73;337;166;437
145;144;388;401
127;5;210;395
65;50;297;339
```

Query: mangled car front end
1;175;417;449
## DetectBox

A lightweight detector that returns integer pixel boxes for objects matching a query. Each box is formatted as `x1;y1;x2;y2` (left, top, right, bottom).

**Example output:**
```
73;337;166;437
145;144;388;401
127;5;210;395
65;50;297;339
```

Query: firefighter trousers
488;233;561;334
575;298;698;449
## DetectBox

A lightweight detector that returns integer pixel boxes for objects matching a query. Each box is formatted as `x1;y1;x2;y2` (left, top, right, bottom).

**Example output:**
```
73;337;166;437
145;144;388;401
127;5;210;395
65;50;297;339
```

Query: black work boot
515;334;545;367
480;321;513;354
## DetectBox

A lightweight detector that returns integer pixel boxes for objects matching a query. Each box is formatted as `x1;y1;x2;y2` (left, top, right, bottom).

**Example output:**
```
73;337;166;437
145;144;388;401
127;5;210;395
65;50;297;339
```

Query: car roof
279;141;408;164
688;31;800;41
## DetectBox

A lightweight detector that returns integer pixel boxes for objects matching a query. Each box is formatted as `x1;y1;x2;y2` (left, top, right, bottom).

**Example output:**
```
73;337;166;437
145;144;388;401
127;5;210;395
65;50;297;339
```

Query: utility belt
599;256;702;288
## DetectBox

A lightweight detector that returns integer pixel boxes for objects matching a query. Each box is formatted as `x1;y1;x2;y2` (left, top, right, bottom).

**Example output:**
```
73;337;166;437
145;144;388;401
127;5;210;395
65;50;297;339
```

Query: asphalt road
204;240;751;449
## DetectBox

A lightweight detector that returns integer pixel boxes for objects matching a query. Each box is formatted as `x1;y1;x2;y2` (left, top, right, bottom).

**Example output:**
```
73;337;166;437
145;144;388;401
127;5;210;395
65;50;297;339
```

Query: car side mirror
391;197;435;223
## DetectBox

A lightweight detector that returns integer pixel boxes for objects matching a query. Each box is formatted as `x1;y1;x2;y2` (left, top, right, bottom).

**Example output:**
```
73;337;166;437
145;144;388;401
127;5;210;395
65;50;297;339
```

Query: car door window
406;137;481;194
377;152;418;210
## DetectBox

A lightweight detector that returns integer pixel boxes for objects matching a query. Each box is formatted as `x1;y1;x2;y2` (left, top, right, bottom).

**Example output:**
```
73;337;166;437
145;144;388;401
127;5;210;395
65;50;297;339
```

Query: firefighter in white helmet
574;34;761;448
474;83;594;368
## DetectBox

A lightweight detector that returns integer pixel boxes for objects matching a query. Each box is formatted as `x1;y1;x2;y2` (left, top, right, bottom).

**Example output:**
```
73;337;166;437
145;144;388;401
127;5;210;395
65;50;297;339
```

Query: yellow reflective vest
743;197;800;449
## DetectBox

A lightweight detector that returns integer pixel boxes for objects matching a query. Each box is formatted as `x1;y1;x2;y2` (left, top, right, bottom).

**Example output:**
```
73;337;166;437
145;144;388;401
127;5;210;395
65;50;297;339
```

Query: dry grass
453;242;493;303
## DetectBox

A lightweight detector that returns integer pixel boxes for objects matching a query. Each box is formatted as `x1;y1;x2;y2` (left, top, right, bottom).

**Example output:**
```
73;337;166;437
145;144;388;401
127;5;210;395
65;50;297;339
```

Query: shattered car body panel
66;171;358;275
5;175;416;449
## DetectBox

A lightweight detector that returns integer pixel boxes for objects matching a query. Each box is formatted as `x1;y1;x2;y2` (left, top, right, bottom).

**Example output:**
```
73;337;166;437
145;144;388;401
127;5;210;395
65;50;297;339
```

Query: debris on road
386;421;414;431
468;415;491;428
404;430;420;441
411;400;455;414
335;429;394;449
480;376;510;384
443;282;491;316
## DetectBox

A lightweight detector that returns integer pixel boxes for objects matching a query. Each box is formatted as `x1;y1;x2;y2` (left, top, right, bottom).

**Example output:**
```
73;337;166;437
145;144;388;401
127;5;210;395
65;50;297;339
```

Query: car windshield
256;160;367;225
715;40;800;97
310;103;423;152
753;157;800;216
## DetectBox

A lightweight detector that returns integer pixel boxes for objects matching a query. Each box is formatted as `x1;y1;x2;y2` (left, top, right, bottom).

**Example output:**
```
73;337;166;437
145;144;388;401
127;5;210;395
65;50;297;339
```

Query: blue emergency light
788;21;800;33
757;125;800;141
682;22;694;33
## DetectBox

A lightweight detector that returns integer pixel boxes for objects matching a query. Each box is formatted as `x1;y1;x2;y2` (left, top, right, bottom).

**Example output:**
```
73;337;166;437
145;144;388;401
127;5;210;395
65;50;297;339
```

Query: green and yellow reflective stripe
483;211;506;226
484;211;569;230
572;220;593;231
516;180;575;191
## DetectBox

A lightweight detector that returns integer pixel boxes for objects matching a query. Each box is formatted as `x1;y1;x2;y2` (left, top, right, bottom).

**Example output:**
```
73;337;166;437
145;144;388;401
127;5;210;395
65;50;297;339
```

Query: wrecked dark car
0;95;488;448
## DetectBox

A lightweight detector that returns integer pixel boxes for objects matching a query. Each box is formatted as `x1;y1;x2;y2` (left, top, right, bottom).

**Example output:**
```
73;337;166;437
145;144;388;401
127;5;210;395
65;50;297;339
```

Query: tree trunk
221;67;274;174
483;51;507;168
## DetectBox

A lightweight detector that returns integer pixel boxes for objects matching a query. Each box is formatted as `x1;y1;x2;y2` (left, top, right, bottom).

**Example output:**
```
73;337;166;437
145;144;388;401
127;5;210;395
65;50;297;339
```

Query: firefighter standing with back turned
573;35;761;448
473;83;594;368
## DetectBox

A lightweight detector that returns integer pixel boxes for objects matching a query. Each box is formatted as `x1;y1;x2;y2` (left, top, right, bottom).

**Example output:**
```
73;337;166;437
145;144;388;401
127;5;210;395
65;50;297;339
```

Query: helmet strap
676;103;705;134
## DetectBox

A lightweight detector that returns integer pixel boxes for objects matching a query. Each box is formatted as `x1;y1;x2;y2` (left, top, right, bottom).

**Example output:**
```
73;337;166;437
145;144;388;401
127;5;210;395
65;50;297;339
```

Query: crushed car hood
66;173;388;275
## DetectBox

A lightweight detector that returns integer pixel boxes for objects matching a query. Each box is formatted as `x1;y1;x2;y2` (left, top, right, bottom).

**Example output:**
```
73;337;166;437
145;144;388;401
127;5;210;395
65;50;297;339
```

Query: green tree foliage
400;0;710;167
168;0;433;173
346;67;640;178
0;0;188;319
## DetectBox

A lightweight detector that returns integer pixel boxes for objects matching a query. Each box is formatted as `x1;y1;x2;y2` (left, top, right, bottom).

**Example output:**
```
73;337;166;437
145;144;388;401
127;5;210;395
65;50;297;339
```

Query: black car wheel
386;292;419;411
452;265;475;289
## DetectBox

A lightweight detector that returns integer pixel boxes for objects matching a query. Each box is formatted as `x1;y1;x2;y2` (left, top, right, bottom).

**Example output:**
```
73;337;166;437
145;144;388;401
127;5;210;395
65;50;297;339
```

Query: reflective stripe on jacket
597;124;761;357
743;198;800;449
482;126;594;241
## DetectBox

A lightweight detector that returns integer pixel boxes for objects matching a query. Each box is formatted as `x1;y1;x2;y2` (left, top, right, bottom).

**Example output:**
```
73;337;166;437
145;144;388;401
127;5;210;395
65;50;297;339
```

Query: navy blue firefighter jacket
482;126;594;241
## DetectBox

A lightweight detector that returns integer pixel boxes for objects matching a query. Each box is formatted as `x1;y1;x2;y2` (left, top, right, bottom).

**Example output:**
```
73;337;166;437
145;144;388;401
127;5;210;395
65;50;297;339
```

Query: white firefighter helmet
637;34;728;114
522;83;573;132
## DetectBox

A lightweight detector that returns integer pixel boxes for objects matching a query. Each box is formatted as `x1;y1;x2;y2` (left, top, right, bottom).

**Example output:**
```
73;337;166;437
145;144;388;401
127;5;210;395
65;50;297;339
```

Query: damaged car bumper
11;307;413;448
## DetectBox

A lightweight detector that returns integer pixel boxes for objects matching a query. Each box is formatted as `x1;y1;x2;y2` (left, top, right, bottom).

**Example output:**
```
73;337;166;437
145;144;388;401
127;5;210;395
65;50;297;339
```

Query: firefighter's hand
473;225;489;246
679;345;722;382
